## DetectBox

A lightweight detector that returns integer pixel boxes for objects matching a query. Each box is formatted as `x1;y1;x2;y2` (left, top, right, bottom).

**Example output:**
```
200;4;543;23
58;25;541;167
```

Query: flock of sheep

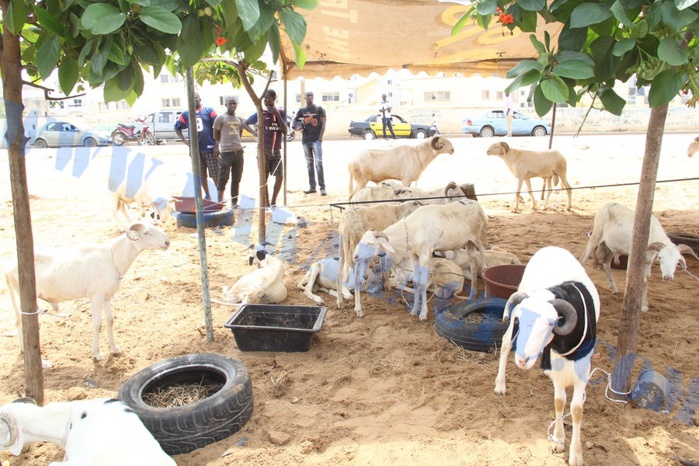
1;134;696;465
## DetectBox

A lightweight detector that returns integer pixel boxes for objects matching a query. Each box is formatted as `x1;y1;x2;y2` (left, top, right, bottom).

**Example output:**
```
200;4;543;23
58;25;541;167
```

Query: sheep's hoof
42;358;53;369
3;330;18;337
355;311;364;318
568;452;584;466
94;353;105;362
550;440;566;454
494;387;506;396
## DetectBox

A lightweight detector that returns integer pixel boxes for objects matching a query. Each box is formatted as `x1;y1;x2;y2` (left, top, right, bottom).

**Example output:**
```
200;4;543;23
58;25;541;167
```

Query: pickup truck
144;109;295;144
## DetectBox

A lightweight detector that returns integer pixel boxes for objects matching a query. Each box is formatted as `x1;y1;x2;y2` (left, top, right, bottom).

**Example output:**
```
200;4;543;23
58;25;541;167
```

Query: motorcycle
111;117;156;146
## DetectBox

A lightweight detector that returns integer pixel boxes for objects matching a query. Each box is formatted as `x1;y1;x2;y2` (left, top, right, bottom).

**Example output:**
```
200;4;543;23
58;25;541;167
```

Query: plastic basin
173;196;224;214
482;264;526;300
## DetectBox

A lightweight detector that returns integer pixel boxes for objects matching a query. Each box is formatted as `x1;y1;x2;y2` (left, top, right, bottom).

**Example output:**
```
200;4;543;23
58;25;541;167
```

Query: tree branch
21;80;86;101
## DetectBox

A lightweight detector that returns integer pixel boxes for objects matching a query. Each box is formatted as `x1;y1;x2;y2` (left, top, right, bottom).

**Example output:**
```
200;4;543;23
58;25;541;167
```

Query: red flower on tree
216;37;227;46
498;12;514;25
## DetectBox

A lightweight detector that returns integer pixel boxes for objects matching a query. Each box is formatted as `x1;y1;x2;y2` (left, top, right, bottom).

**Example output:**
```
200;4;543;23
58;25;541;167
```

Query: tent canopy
280;1;563;79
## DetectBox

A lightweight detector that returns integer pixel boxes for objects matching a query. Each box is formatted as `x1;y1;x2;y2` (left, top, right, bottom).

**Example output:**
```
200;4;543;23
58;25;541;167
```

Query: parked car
29;121;112;148
348;114;437;140
461;110;551;137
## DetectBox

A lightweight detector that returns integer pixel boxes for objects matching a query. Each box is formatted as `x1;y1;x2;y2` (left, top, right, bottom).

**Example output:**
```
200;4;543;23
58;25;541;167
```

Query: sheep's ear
126;223;143;241
500;142;509;152
676;244;699;260
431;137;442;150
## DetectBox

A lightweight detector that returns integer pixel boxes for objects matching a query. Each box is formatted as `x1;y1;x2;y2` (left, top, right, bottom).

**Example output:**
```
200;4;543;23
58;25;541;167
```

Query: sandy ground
0;132;698;465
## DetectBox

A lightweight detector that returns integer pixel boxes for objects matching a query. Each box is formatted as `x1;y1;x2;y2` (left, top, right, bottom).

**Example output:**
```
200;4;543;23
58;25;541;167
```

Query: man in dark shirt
294;91;327;196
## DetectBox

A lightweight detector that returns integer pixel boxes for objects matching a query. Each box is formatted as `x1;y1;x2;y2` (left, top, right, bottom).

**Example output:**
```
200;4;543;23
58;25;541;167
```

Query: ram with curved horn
494;246;600;466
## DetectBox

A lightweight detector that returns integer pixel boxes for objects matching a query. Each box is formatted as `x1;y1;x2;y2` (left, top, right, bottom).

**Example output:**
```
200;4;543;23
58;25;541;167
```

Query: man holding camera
294;91;327;196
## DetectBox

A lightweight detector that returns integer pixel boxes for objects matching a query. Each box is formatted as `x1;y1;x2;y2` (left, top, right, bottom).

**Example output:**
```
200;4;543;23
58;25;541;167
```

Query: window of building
99;103;110;111
159;74;181;84
424;91;450;101
68;98;82;107
496;91;505;100
296;94;302;104
116;100;131;110
321;93;340;102
482;90;491;100
162;98;181;108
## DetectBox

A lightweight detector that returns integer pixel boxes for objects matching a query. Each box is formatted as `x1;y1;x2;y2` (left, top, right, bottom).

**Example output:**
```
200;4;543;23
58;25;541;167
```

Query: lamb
486;141;572;212
688;136;699;157
0;397;175;465
112;178;174;230
222;247;287;305
347;136;455;200
353;200;488;320
495;246;600;466
438;245;521;281
298;257;380;305
351;181;477;205
578;202;698;312
336;201;423;315
4;222;170;362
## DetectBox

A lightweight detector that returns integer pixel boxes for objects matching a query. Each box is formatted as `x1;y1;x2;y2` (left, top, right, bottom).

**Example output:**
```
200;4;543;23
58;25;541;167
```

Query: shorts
264;147;283;177
199;151;221;183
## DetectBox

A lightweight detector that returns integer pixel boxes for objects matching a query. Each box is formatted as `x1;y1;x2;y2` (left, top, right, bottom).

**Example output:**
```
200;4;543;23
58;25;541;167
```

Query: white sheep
112;178;174;230
486;141;572;212
336;201;422;315
495;246;600;466
350;181;477;205
688;136;699;157
4;222;170;363
0;397;175;465
354;200;488;320
579;202;698;312
297;257;379;306
347;136;455;200
438;245;521;281
222;247;287;305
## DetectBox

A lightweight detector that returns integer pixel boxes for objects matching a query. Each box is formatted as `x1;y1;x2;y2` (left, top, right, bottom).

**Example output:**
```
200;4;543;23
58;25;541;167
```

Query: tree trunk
1;5;45;404
610;103;668;399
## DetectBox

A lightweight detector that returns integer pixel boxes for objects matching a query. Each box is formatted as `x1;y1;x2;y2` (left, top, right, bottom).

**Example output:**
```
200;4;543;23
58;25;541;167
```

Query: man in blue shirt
175;92;219;200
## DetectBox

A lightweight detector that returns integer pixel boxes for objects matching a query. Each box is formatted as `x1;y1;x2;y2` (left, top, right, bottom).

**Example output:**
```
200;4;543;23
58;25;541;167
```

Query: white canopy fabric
280;0;563;79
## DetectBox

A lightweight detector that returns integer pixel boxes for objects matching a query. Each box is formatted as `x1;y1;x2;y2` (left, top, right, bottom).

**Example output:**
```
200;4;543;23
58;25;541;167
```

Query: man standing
294;91;327;196
379;93;397;140
245;89;287;208
175;92;219;200
214;96;257;209
505;91;514;137
431;113;441;134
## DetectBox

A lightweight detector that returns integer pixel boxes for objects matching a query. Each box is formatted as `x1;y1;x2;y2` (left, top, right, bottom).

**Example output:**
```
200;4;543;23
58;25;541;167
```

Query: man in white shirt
505;92;514;137
379;94;397;140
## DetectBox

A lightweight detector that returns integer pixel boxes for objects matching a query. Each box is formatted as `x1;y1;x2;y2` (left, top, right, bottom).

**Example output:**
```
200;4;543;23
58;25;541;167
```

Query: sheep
354;200;488;320
486;141;572;212
4;222;170;362
336;201;423;316
347;136;455;200
688;136;699;157
351;181;477;205
222;247;287;305
0;397;175;465
578;202;698;312
438;245;521;281
390;255;466;312
297;257;380;306
112;178;174;230
495;246;600;466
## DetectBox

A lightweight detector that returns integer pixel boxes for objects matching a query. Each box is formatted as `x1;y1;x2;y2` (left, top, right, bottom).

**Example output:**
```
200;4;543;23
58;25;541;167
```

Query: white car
29;121;112;148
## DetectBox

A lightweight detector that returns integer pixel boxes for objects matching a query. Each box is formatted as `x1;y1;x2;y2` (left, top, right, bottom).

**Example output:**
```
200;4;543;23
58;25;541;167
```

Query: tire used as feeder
174;209;234;229
118;353;254;455
434;297;510;353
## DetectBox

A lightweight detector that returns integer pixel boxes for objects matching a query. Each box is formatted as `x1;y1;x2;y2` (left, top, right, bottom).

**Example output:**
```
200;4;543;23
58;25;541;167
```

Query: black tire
119;353;254;455
34;138;48;149
84;137;97;147
362;130;376;140
667;232;699;255
414;129;428;139
174;209;235;228
434;297;509;353
479;126;495;138
532;125;547;137
112;131;126;146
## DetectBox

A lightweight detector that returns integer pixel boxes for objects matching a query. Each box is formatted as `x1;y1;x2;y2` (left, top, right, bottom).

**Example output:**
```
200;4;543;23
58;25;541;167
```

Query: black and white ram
495;246;600;466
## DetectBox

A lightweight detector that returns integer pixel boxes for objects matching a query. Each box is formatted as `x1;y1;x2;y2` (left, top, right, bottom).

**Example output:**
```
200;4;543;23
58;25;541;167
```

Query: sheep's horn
431;137;443;150
0;411;19;448
647;242;665;252
677;244;699;261
460;184;478;201
552;299;578;336
443;181;457;198
503;291;526;322
373;231;389;241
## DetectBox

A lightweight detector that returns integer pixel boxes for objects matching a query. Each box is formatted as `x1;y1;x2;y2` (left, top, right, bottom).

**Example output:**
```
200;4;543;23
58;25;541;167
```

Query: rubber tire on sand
667;232;699;255
119;353;254;455
434;297;509;353
174;209;234;228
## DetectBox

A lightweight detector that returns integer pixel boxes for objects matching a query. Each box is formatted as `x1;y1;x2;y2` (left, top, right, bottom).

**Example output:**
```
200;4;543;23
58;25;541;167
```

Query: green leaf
6;0;29;34
648;69;684;106
34;6;67;36
58;58;79;95
148;0;181;11
452;10;470;36
598;86;626;115
506;69;541;92
556;50;594;65
269;21;281;63
135;39;165;65
280;10;306;44
108;42;126;65
104;77;132;103
675;0;699;10
247;2;276;42
244;29;268;62
130;0;151;5
533;84;553;117
540;75;569;102
80;3;126;35
477;0;497;15
176;15;209;67
553;60;595;79
518;0;545;11
294;0;317;10
570;3;613;28
530;34;546;54
36;35;61;80
519;9;538;32
116;61;134;90
630;19;649;38
236;0;261;31
292;40;306;68
506;59;543;79
660;0;698;31
591;36;618;81
558;22;587;51
139;6;181;34
613;38;636;56
78;40;93;67
610;0;633;26
658;37;688;65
